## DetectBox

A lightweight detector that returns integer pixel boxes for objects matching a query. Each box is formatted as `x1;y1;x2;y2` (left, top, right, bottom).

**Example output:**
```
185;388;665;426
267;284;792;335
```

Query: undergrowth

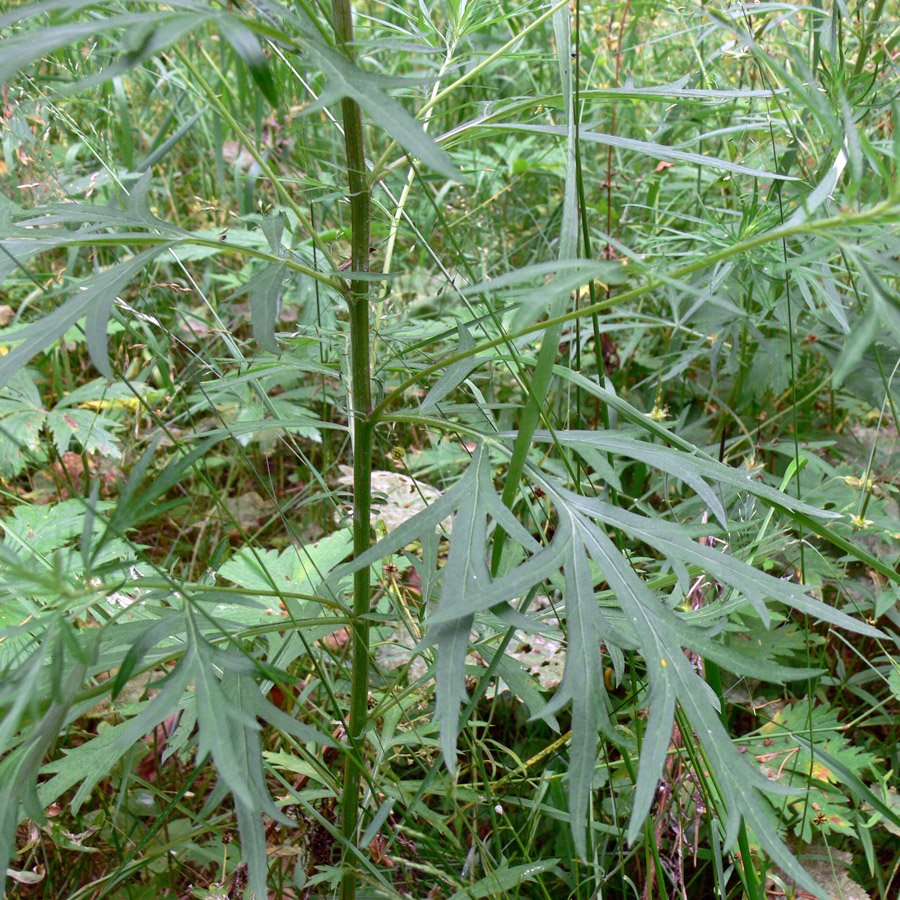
1;1;900;899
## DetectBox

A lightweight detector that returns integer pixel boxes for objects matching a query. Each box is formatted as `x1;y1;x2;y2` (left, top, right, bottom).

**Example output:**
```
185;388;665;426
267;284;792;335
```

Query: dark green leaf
242;262;287;354
218;14;279;107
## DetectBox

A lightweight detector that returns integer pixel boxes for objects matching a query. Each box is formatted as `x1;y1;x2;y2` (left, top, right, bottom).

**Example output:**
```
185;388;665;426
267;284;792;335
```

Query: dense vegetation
1;1;900;898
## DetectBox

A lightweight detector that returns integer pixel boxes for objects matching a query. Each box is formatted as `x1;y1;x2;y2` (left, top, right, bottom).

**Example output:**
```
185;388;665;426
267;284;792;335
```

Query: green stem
330;3;372;900
852;0;888;77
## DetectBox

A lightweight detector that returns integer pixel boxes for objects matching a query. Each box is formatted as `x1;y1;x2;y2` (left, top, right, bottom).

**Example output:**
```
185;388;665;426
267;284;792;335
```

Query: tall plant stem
330;3;372;899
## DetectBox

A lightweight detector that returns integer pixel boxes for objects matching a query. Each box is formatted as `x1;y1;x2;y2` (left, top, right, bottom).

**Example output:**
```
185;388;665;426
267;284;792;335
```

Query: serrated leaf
225;672;289;900
0;371;44;477
2;499;112;557
39;664;192;811
541;376;900;590
45;409;122;459
417;447;500;767
221;528;352;598
792;735;900;835
189;637;333;898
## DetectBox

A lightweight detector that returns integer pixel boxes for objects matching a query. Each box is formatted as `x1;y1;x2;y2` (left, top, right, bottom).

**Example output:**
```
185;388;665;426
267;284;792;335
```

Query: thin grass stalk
330;2;372;899
375;40;457;358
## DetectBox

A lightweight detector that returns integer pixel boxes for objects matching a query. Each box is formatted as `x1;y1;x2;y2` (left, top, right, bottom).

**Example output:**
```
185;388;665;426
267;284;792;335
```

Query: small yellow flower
850;514;872;529
843;475;874;492
649;404;668;422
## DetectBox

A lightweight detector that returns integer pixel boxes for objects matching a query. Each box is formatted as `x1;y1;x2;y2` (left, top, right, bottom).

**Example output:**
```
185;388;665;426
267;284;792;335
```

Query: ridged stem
330;3;372;900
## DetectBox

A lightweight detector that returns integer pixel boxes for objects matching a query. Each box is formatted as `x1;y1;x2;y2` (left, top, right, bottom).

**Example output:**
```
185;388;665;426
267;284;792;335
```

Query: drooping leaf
550;368;900;588
218;14;279;107
785;145;848;226
561;487;880;637
322;444;565;768
0;9;209;88
491;3;580;572
183;612;333;897
303;44;461;182
326;429;836;899
235;261;287;354
0;624;90;882
536;540;615;856
540;479;830;900
470;123;798;181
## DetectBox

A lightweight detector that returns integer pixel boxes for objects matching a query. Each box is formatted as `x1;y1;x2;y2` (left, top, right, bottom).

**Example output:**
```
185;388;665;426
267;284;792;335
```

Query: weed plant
1;1;900;899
